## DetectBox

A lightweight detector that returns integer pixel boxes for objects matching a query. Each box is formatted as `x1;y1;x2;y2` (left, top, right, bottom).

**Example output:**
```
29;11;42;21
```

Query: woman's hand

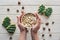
17;10;28;40
31;12;41;40
17;10;28;33
31;12;41;33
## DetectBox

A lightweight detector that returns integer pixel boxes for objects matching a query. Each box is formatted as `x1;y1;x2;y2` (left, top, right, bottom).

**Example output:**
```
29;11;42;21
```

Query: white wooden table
0;0;60;40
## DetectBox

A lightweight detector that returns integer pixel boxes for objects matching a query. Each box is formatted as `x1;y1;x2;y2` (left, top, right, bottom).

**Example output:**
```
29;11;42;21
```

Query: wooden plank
0;0;60;6
0;33;60;40
0;15;60;33
0;6;60;15
0;0;18;6
0;34;20;40
38;33;60;40
21;0;60;6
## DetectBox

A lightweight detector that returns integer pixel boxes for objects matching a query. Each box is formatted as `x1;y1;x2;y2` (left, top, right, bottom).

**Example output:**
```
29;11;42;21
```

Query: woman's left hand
17;10;28;33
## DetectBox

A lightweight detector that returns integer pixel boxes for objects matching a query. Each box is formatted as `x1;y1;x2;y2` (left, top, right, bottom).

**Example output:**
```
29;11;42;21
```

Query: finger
20;10;25;22
36;13;40;19
34;12;37;17
18;23;25;31
34;19;41;29
21;10;25;15
17;16;21;29
31;24;35;29
34;12;38;17
17;16;19;23
36;15;41;23
17;16;21;27
35;14;41;25
20;10;25;17
37;18;41;26
34;12;40;19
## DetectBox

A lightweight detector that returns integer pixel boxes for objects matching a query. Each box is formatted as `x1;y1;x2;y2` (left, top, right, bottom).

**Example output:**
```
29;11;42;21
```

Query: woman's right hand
31;12;41;34
31;12;41;40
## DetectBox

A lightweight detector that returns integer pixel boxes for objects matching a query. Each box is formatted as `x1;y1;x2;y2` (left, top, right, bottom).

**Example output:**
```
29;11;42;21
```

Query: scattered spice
22;6;24;9
7;8;10;12
16;9;19;13
43;27;45;31
10;37;12;39
42;34;44;37
49;34;52;37
45;22;49;26
48;28;50;32
18;1;21;5
52;21;54;24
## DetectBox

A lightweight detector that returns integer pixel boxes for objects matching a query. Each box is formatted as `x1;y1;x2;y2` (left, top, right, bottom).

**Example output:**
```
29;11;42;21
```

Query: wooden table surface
0;0;60;40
